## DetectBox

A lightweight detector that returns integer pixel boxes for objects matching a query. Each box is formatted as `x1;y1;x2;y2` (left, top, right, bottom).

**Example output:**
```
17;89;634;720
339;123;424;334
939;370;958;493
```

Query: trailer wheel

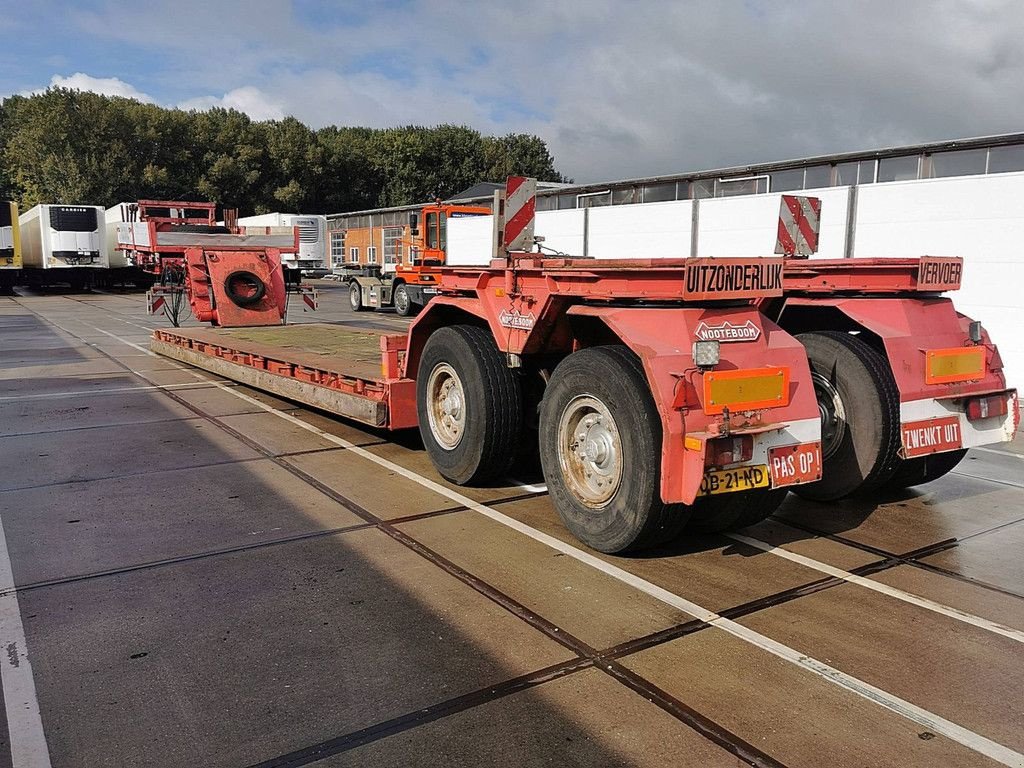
394;284;415;317
686;488;788;534
794;331;901;501
349;282;366;312
224;271;266;306
417;326;523;484
539;346;689;553
885;449;968;490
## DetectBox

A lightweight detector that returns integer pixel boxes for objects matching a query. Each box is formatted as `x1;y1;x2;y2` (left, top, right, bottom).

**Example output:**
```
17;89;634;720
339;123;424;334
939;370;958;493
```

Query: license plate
901;416;962;458
768;442;823;487
699;465;769;496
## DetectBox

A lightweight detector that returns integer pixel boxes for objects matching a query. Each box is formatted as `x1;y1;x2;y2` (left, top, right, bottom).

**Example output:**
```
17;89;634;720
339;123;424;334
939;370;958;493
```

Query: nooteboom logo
694;319;761;342
498;309;536;330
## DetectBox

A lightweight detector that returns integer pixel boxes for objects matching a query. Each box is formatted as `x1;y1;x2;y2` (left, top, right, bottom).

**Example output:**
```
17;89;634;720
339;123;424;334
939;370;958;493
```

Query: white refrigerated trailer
18;204;107;288
236;213;327;276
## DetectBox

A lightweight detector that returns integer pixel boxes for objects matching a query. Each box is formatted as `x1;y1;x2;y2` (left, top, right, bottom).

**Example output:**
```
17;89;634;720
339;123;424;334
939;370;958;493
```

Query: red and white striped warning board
503;176;536;253
775;195;821;257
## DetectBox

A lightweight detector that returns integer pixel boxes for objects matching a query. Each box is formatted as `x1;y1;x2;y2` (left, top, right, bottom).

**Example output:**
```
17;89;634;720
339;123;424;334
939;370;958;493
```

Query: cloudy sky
2;0;1024;182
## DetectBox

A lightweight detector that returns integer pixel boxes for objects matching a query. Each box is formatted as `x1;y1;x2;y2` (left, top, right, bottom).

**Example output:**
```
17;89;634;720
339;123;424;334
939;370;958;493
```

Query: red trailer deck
151;324;417;430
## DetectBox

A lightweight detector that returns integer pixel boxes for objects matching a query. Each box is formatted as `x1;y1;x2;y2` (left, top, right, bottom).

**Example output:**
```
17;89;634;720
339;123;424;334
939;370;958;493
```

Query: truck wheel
885;448;967;490
349;282;366;312
394;284;415;317
539;346;689;553
793;331;901;501
417;326;523;484
686;488;788;534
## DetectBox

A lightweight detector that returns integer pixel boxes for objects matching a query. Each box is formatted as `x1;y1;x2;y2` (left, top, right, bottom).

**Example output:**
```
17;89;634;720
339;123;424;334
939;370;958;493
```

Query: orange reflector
703;366;790;415
925;347;985;385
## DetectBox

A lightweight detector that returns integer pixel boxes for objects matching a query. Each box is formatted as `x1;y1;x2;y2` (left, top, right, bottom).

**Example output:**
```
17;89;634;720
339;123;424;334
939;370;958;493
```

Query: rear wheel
349;282;366;312
793;331;901;501
886;449;967;490
417;326;523;484
686;488;788;534
539;346;689;553
394;283;415;317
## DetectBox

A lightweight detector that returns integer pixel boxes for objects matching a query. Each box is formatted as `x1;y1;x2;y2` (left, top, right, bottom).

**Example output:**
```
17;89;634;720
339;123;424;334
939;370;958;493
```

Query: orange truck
340;202;490;316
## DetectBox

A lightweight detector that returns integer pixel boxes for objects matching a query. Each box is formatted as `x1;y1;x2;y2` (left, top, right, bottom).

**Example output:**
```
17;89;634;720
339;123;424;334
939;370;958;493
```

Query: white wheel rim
557;395;623;508
395;286;408;312
350;285;359;309
426;362;466;450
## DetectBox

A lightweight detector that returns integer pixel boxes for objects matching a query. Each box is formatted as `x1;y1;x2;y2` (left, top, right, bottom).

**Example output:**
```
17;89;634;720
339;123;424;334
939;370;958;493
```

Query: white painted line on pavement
726;532;1024;645
0;513;52;767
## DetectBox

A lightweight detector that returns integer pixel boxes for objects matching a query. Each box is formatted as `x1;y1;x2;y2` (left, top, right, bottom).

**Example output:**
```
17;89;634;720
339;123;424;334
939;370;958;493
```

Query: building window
769;169;804;192
578;192;611;208
367;246;377;264
535;195;557;211
556;193;578;210
925;148;987;179
877;155;921;182
803;164;831;190
715;177;767;197
988;145;1024;174
612;186;639;205
349;247;359;261
642;183;675;203
330;231;346;264
383;227;402;265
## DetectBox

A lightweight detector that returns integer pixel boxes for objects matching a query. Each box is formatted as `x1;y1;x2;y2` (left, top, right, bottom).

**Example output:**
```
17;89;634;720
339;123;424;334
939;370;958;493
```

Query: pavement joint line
0;380;220;402
34;308;1024;767
727;532;1024;644
950;468;1024;490
0;414;203;440
970;445;1024;461
385;490;551;527
0;521;375;598
58;314;787;768
0;454;271;495
773;517;1024;602
0;479;52;766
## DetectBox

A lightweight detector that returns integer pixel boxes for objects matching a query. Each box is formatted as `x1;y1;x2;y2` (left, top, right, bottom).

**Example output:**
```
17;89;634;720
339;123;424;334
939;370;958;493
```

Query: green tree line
0;88;567;214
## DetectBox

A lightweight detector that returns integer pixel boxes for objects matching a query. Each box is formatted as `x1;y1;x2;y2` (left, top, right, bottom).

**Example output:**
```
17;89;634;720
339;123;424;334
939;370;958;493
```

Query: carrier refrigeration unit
19;204;108;288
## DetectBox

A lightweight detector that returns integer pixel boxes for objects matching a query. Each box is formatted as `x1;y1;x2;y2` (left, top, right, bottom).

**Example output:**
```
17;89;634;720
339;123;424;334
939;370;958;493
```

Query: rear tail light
966;394;1008;421
705;435;754;468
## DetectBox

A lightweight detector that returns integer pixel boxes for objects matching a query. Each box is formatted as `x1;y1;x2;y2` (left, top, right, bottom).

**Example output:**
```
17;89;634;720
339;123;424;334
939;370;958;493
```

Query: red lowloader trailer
151;178;1018;553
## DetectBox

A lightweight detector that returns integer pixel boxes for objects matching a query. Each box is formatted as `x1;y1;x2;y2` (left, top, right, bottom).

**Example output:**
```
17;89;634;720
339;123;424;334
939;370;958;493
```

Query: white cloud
16;1;1024;181
178;86;285;121
31;72;156;103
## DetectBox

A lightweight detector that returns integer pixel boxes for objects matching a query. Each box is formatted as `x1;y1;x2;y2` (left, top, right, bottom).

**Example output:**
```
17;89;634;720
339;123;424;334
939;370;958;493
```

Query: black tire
349;282;366;311
394;283;415;317
686;488;788;534
173;224;231;234
885;449;967;490
539;346;689;554
793;331;901;501
223;270;266;306
417;325;523;485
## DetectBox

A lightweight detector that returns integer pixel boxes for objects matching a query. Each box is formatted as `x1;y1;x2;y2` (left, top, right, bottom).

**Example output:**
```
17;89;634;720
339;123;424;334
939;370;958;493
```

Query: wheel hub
557;396;623;507
811;371;847;460
426;363;466;450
